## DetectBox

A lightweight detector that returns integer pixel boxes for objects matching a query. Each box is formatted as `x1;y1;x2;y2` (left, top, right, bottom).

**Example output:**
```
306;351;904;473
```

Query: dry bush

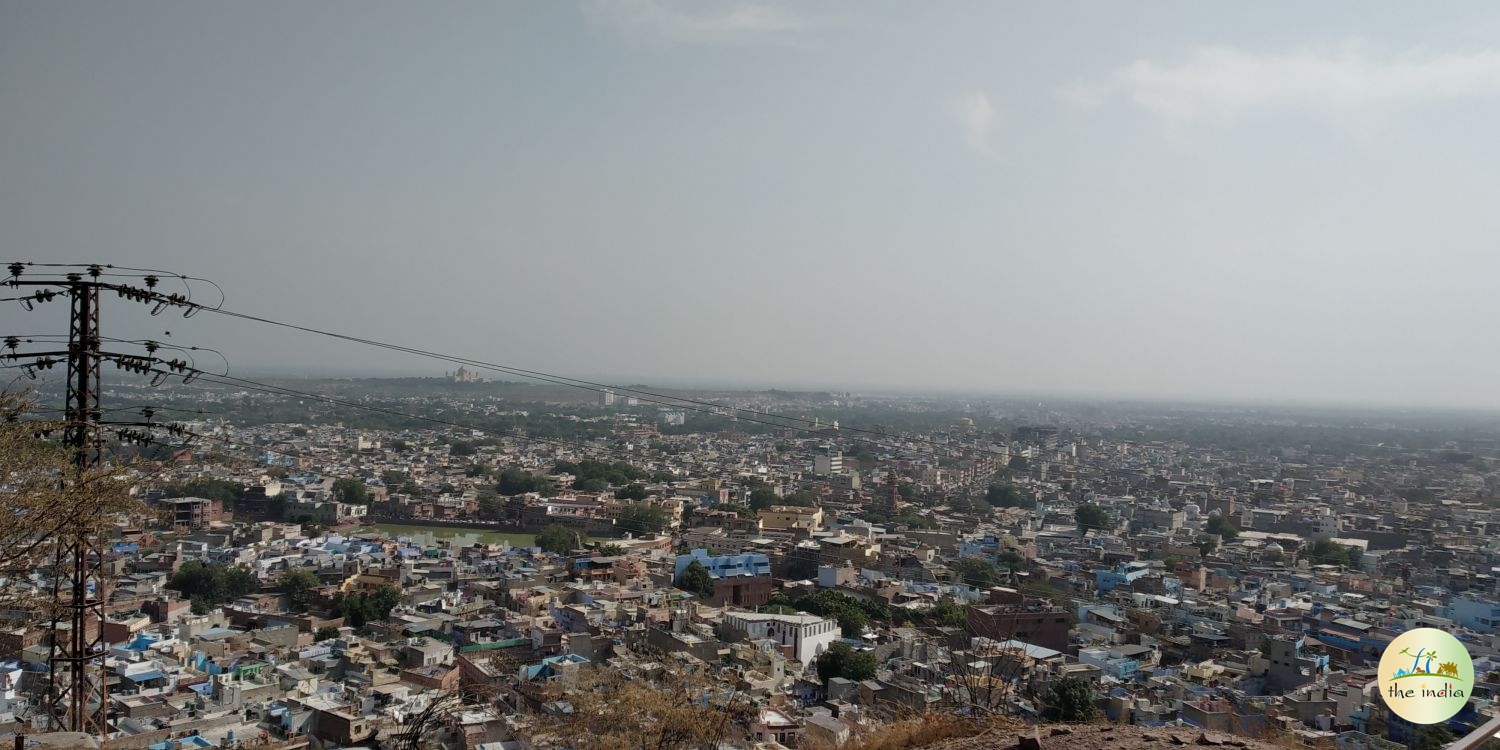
544;667;752;750
387;686;503;750
805;713;1025;750
0;386;147;612
1244;716;1336;750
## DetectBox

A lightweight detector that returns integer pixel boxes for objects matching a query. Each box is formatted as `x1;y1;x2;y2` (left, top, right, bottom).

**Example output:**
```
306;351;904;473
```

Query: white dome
1265;542;1284;553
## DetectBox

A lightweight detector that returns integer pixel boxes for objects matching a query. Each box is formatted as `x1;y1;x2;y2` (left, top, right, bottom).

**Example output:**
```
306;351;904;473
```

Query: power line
28;406;218;417
6;263;1014;466
6;264;1025;493
184;304;1003;460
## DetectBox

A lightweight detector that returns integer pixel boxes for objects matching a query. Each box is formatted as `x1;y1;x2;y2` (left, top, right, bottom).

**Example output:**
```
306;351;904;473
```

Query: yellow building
757;505;824;532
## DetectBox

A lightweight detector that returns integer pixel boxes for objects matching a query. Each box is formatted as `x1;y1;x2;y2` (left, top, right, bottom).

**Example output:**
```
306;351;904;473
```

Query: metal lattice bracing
45;278;110;738
2;263;207;744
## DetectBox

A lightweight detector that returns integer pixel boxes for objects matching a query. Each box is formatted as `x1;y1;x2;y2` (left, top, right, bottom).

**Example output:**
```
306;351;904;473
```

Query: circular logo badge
1379;628;1474;724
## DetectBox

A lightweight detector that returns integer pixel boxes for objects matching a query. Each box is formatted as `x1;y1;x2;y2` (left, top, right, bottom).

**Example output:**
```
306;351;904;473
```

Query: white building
0;659;26;716
1310;509;1340;540
720;612;841;665
814;446;843;477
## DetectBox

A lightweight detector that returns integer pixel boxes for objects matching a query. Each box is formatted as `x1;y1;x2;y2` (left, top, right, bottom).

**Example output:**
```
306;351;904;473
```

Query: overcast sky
4;1;1500;408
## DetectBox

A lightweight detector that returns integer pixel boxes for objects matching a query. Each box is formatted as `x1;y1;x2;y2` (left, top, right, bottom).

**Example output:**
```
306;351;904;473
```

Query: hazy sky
4;1;1500;407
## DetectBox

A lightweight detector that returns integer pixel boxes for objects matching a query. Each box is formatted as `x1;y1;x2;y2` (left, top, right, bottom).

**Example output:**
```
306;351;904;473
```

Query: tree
1401;488;1437;505
615;505;669;534
615;483;649;501
1075;503;1110;532
1205;515;1239;539
315;626;340;642
335;584;402;628
834;607;868;636
163;478;245;508
997;549;1025;572
498;467;550;496
448;441;477;456
895;511;935;529
927;596;968;628
950;495;992;515
954;557;1005;589
1042;676;1099;722
573;476;609;493
1414;725;1455;750
335;595;368;627
985;483;1024;508
1007;456;1029;472
815;642;877;683
785;555;818;580
478;495;505;520
536;524;581;555
780;589;887;635
783;490;819;507
169;562;257;609
331;478;368;504
279;568;322;611
1308;539;1360;567
558;459;646;489
369;584;402;620
748;488;780;511
676;561;716;599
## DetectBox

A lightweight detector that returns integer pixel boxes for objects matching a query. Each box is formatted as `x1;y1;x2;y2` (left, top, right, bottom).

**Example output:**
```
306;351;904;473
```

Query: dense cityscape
4;374;1500;749
7;2;1500;750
